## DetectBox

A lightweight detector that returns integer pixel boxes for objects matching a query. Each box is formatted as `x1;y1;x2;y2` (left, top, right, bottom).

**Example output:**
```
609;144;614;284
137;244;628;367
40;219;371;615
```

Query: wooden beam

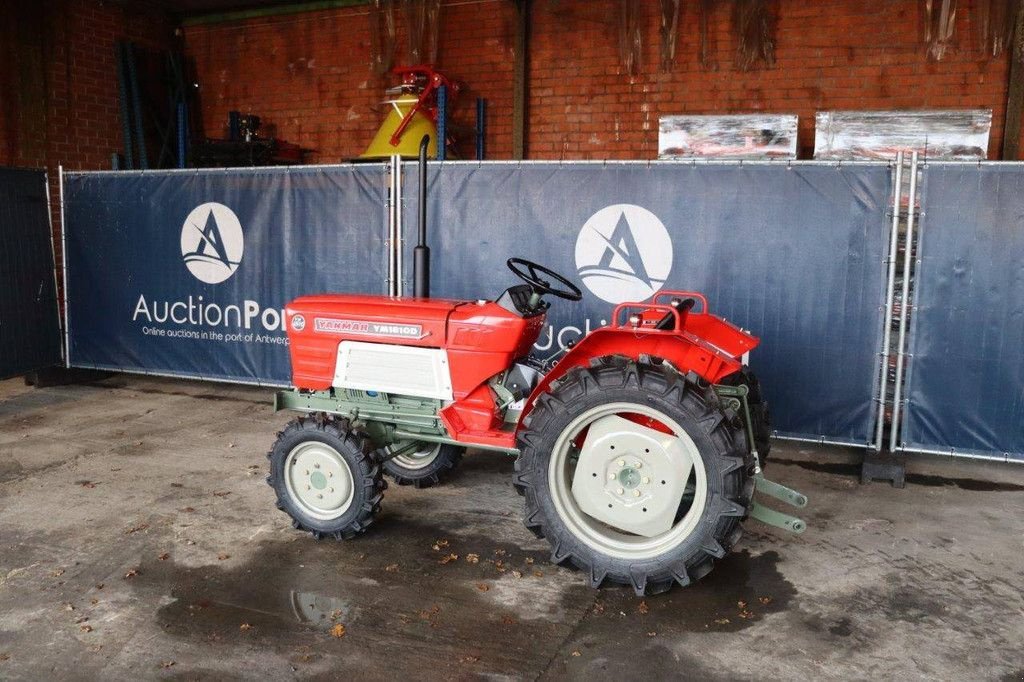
1002;5;1024;160
512;0;530;160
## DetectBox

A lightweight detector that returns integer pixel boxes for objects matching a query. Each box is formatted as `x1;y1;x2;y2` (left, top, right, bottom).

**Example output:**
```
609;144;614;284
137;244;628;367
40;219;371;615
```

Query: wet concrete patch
580;550;795;634
544;550;796;679
773;457;1024;492
130;519;590;678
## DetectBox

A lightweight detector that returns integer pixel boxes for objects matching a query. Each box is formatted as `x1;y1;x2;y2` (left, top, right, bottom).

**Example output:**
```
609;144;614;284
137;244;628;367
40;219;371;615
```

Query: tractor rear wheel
267;415;385;540
382;442;464;488
514;358;753;596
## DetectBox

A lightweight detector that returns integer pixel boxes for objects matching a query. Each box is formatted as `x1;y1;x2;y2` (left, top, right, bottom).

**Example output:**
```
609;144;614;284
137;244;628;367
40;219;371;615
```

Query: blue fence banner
901;164;1024;461
64;165;388;385
0;168;61;379
402;161;893;445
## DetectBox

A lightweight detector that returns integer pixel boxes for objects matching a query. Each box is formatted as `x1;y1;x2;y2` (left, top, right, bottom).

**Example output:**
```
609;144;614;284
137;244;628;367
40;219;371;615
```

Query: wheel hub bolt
617;459;625;467
617;487;624;495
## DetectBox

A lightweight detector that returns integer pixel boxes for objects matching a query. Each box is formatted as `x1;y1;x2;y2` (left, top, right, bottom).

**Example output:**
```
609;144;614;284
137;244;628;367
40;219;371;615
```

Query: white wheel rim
284;441;355;521
548;402;709;561
391;442;442;470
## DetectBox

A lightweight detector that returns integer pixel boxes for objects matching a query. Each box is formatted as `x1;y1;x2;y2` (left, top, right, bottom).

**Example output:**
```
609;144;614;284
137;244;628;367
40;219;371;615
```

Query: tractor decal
313;318;426;339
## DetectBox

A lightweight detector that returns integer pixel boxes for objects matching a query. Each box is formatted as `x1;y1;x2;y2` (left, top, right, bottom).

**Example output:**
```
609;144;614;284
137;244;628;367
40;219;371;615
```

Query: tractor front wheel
382;442;464;488
267;415;385;540
514;358;753;596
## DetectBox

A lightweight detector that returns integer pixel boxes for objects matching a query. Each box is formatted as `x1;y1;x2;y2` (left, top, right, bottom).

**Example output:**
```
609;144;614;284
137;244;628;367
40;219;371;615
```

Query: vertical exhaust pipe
413;134;431;298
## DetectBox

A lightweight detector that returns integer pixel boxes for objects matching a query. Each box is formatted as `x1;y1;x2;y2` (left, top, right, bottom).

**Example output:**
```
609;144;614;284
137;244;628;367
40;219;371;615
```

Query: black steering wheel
507;258;583;301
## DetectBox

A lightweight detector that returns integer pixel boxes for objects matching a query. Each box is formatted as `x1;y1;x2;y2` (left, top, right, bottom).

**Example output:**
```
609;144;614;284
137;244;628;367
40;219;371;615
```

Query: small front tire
267;415;385;540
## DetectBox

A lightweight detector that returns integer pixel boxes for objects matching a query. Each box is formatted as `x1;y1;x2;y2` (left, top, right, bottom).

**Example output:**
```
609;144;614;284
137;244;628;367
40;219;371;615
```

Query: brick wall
183;0;1014;162
0;0;174;291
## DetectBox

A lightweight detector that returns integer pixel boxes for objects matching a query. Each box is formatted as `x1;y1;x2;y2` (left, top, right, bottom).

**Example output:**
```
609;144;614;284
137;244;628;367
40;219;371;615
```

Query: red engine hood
287;294;468;348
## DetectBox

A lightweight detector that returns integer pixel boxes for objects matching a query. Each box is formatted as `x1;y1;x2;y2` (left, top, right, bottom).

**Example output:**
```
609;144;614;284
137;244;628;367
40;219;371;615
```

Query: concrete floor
0;375;1022;681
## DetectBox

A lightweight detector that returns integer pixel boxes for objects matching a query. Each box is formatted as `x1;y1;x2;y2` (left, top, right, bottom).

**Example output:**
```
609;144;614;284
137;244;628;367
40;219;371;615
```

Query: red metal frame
387;65;459;148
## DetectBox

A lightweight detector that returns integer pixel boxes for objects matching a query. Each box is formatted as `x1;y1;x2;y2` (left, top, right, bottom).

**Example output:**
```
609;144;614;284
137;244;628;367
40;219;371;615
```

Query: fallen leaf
79;624;93;633
95;583;105;590
476;583;489;592
524;557;534;565
494;560;507;573
638;600;649;615
737;600;748;609
738;609;754;619
533;570;543;578
593;601;605;614
432;539;449;551
458;655;480;664
51;568;65;577
439;553;459;565
158;553;170;561
80;481;96;489
180;507;196;513
501;615;516;625
465;553;480;564
494;549;506;557
511;570;523;579
0;653;10;661
124;523;149;535
185;540;196;546
227;442;235;448
90;599;99;605
239;623;253;631
63;603;75;612
714;618;730;625
75;616;89;624
571;650;581;657
170;483;184;488
329;623;346;638
213;491;232;497
647;631;657;637
123;569;139;580
217;554;231;561
330;609;343;621
384;563;399;572
88;645;102;653
758;596;773;605
159;661;175;669
133;441;143;447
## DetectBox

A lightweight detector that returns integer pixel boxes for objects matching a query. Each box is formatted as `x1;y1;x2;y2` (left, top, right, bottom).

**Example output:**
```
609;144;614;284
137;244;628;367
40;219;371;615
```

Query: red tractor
267;139;806;596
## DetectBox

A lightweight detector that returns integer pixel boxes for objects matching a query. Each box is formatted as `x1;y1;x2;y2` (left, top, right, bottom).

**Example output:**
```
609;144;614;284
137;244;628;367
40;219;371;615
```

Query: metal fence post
874;151;904;451
889;151;919;452
387;154;398;296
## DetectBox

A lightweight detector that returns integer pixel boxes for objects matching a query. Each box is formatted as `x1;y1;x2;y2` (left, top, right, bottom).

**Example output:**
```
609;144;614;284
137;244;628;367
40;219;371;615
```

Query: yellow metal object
360;94;438;159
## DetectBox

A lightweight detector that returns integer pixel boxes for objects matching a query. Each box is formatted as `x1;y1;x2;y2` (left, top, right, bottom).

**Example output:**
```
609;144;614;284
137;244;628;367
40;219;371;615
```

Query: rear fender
520;305;758;427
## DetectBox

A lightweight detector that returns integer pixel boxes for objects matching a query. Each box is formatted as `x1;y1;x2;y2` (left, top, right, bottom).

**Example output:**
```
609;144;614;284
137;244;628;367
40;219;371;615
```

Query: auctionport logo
574;204;672;304
180;202;244;284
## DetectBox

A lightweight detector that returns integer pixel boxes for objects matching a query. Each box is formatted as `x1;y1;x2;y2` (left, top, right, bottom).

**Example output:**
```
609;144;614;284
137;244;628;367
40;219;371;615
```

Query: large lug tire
514;358;753;596
382;442;464;488
267;415;385;540
721;366;772;466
